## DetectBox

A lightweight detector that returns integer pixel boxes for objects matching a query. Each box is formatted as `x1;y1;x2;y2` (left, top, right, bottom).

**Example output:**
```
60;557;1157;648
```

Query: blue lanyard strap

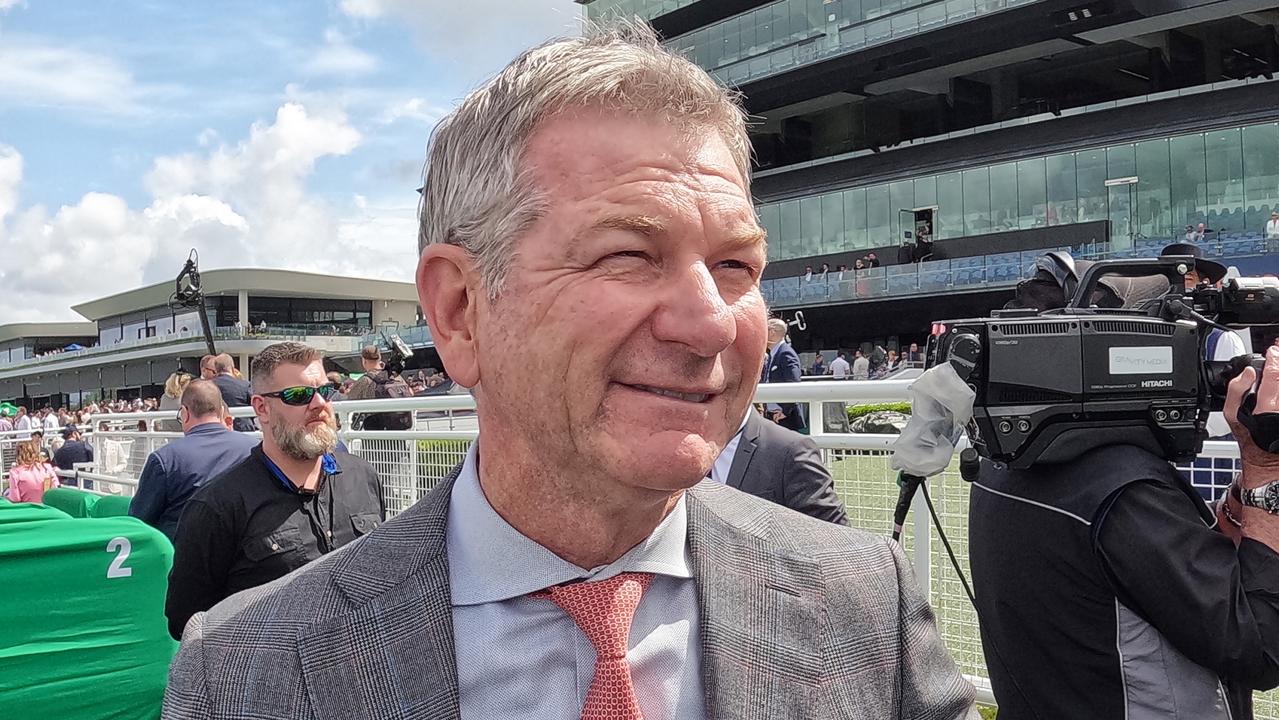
261;451;340;494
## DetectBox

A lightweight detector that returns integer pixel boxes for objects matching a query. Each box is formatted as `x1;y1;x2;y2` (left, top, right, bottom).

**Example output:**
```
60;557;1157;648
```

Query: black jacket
970;444;1279;719
762;341;804;431
724;411;847;525
212;373;257;432
165;445;384;640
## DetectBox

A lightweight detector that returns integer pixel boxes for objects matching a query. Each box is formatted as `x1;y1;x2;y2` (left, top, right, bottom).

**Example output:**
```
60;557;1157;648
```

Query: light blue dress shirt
446;446;707;720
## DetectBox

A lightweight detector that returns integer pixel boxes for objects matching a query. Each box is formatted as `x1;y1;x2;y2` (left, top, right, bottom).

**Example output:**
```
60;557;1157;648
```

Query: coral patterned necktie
532;572;654;720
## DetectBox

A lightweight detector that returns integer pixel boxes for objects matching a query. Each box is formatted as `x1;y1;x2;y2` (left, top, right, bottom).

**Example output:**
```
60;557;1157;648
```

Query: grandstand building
0;269;421;408
584;0;1279;354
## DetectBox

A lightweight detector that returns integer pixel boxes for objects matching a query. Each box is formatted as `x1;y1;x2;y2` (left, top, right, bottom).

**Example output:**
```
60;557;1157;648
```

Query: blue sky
0;0;580;324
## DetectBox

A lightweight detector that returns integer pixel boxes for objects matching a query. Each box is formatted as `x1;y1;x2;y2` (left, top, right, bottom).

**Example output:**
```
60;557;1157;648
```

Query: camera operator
346;345;412;431
969;344;1279;719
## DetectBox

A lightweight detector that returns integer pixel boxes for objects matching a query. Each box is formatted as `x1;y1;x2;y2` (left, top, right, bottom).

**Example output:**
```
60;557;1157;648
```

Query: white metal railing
72;383;1270;713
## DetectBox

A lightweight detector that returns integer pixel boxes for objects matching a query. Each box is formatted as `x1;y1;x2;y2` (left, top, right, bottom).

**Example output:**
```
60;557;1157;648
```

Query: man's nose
650;261;736;357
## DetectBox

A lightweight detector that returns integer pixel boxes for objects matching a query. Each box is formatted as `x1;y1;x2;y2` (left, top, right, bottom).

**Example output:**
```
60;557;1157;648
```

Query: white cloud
0;35;154;115
0;145;21;224
376;97;445;125
305;28;378;77
0;102;420;325
0;0;26;12
338;0;578;76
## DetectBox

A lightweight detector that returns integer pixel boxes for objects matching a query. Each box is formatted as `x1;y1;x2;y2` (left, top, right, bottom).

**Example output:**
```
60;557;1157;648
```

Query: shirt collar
446;443;692;607
258;447;341;495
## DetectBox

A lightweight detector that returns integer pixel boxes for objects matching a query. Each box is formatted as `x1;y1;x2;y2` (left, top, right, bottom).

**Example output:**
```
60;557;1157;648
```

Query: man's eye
716;259;759;275
607;250;649;260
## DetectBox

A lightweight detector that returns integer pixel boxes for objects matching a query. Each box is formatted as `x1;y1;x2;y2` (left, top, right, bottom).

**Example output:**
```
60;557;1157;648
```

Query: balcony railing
762;233;1278;309
0;324;373;371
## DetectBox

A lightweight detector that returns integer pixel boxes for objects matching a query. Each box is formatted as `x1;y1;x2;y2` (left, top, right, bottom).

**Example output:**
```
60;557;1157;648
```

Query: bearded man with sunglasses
164;342;385;641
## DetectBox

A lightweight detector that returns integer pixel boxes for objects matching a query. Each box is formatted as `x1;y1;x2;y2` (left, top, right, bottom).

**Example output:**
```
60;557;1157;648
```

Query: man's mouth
626;384;714;403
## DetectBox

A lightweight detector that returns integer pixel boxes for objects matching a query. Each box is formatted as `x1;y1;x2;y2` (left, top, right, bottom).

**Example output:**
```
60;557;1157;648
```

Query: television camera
925;255;1279;469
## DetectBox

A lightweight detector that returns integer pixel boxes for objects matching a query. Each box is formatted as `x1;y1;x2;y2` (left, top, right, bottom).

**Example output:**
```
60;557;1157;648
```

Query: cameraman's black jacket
970;444;1279;719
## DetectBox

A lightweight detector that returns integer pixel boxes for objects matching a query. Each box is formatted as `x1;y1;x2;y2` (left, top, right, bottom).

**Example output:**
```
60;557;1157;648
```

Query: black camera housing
926;257;1279;469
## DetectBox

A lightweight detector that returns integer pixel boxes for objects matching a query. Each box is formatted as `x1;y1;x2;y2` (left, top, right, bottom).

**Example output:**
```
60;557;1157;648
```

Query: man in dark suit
711;408;848;524
210;353;256;432
128;380;257;540
761;317;805;431
163;23;976;720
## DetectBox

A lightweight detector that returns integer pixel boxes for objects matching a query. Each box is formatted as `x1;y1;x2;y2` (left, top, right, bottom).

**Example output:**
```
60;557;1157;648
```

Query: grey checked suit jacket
163;469;978;720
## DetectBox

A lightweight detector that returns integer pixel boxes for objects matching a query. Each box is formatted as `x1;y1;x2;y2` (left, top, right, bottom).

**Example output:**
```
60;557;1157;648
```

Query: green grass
846;401;912;421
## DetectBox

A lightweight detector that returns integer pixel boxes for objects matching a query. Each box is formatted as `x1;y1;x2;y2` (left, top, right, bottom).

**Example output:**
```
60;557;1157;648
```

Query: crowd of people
802;252;882;282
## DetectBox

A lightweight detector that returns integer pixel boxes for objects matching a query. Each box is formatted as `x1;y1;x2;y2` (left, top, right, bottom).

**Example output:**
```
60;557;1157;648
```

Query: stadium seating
0;516;176;719
89;494;132;518
41;486;99;518
0;500;73;525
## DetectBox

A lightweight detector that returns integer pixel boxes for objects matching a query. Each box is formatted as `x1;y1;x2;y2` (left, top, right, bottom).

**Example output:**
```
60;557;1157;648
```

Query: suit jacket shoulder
686;482;976;719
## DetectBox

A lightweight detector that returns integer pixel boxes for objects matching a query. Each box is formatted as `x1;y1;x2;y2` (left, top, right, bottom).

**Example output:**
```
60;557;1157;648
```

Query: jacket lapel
687;482;823;720
724;413;762;490
298;469;462;720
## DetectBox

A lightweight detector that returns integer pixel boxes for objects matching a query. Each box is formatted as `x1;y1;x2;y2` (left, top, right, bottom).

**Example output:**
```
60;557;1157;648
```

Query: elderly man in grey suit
164;21;977;720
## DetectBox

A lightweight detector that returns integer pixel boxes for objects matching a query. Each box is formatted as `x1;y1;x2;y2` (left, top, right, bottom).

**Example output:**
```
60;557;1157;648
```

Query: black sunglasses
258;385;339;406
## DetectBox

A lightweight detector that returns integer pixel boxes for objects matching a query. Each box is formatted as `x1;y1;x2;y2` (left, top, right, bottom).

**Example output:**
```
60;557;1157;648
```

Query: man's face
200;363;215;379
431;112;767;491
251;359;338;461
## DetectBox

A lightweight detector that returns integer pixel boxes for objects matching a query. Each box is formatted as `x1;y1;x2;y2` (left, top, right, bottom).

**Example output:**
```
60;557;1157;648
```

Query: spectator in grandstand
1183;224;1196;242
819;261;829;279
886;349;902;373
157;371;194;433
810;354;825;376
164;343;383;641
762;317;805;431
803;264;813;281
906;341;924;365
53;425;93;471
210;354;256;432
830;350;851;379
41;408;59;433
852;349;870;380
162;22;975;720
129;381;255;542
1267;211;1279;242
1193;222;1208;241
710;407;848;525
4;439;58;503
866;252;880;268
0;411;11;434
854;257;865;271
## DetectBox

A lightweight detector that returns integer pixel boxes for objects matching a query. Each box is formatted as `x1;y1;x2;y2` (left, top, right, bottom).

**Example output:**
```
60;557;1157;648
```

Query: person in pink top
5;439;59;504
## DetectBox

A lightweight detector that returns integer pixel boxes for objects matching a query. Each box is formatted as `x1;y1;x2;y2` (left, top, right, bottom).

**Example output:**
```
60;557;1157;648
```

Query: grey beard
272;418;338;460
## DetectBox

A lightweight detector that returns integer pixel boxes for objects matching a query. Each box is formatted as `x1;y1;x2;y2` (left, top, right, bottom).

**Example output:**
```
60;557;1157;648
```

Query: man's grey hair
418;19;752;298
767;318;788;335
250;342;324;394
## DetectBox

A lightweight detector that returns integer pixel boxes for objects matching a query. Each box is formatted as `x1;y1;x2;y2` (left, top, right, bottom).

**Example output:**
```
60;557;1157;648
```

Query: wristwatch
1239;479;1279;514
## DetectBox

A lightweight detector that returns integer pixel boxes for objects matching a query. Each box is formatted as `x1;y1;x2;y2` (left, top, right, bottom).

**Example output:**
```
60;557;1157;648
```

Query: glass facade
759;121;1279;261
664;0;1040;87
584;0;702;22
246;297;372;330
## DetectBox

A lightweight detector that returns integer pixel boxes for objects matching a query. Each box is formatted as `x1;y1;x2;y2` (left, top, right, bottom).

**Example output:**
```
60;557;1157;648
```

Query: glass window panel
1205;129;1245;231
844;187;868;249
937;172;963;240
888;180;914;244
1105;145;1137;246
914;175;937;211
1075;149;1108;224
988;162;1018;232
1242;123;1279;230
1016;158;1047;229
1045;153;1076;227
1169;133;1207;231
1135;138;1171;240
780;200;802;260
800;195;823;257
759;203;782;262
866;184;891;247
821;192;845;254
962;167;990;236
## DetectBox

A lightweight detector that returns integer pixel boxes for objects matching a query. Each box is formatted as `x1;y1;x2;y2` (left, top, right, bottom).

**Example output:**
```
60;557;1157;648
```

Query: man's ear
417;244;482;387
